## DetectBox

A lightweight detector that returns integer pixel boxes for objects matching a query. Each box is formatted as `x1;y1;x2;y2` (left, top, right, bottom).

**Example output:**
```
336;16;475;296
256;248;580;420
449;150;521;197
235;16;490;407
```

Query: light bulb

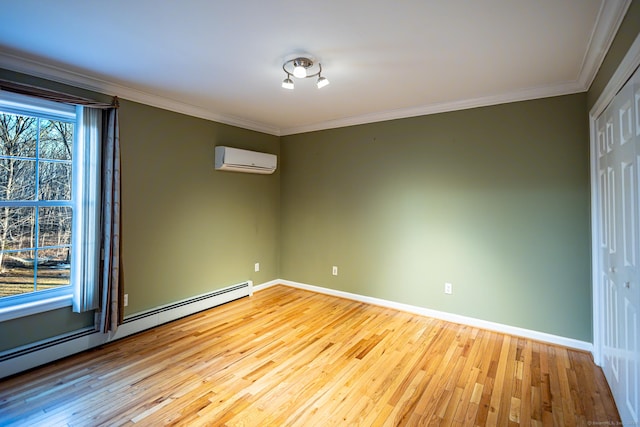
293;65;307;79
317;76;330;89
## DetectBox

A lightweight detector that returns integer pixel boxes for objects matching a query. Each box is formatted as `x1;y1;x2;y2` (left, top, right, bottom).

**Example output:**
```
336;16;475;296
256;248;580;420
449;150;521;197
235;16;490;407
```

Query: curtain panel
98;108;122;333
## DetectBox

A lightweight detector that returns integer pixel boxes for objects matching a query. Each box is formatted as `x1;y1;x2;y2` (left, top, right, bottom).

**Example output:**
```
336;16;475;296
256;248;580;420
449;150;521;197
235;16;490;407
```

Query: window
0;91;99;321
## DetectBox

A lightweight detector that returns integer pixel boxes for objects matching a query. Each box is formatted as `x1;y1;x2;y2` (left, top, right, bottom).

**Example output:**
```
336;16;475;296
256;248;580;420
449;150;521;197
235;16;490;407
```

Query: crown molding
590;30;640;119
577;0;632;90
280;80;584;136
0;52;282;136
0;48;601;138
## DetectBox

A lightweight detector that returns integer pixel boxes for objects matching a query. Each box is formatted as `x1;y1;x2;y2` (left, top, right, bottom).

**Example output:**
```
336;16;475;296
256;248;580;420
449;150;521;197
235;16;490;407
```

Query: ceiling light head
293;66;306;79
282;56;330;90
282;76;294;90
292;57;313;78
317;76;329;89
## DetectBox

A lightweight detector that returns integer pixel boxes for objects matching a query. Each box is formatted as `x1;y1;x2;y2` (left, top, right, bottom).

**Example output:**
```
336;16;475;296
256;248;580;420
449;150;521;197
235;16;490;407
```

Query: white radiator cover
0;281;253;379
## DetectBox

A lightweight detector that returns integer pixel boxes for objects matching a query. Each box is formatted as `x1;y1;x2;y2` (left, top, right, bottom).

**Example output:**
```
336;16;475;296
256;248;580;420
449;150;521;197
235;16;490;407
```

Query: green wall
280;94;591;341
119;100;280;314
0;71;280;351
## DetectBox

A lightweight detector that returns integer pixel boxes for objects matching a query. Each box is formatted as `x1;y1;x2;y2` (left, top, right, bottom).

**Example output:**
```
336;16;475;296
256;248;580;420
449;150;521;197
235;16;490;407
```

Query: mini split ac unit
214;146;277;174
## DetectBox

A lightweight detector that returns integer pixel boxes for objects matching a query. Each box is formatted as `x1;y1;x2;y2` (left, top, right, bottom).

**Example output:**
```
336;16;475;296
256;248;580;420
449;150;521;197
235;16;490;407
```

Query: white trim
111;281;252;341
1;48;582;136
280;81;586;136
257;280;593;353
0;89;76;119
0;291;72;322
577;0;632;90
590;115;603;366
0;52;281;136
589;31;640;367
252;279;280;292
0;327;107;379
590;32;640;119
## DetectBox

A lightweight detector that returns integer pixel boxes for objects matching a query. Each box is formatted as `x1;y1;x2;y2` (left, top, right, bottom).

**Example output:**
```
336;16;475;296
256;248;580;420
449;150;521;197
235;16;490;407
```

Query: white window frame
0;90;99;322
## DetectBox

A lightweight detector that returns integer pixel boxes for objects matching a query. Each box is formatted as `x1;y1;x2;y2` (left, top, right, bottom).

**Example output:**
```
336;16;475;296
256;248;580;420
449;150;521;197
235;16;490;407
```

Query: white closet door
598;91;621;393
596;66;640;425
624;69;640;425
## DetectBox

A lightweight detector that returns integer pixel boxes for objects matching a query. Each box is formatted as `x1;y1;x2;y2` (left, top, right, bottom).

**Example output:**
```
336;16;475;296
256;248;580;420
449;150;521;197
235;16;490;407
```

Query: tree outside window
0;111;74;298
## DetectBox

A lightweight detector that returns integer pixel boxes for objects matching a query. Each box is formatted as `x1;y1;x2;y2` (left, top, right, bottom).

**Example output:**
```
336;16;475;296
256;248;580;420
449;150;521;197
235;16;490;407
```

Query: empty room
1;1;639;425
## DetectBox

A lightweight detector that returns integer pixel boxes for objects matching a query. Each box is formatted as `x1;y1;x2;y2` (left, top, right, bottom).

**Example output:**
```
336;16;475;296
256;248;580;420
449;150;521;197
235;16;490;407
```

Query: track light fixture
281;56;330;90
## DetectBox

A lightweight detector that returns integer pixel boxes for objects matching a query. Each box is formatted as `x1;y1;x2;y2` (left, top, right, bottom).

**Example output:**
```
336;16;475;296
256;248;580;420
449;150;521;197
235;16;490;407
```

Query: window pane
39;207;72;247
36;248;70;292
40;119;73;160
0;96;78;310
39;161;71;201
0;207;36;252
0;250;35;297
0;113;37;158
0;159;36;200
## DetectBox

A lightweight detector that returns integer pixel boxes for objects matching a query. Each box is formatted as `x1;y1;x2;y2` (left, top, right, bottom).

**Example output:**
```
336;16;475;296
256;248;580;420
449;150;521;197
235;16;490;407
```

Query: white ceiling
0;1;631;136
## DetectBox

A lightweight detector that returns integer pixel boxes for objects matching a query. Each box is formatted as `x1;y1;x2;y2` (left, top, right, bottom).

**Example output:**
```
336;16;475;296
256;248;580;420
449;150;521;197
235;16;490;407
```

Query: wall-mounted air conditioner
214;146;277;174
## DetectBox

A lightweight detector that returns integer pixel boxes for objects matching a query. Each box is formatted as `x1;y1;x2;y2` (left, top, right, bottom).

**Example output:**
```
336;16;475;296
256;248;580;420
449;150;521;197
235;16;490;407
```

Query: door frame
590;32;640;366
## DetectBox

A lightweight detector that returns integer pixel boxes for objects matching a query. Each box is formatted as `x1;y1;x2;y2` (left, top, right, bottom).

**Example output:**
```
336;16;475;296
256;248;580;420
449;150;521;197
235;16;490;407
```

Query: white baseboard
252;279;281;292
258;279;593;353
0;281;252;379
0;327;107;379
112;281;252;341
1;278;593;380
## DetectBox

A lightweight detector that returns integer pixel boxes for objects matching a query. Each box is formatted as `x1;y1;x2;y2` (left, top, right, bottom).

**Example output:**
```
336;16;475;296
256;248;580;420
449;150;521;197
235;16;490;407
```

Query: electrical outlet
254;262;260;272
332;266;338;276
124;294;129;306
444;282;453;295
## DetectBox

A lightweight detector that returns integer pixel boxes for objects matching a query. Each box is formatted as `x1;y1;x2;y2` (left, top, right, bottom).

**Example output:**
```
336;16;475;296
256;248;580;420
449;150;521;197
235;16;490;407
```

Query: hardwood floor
0;285;620;426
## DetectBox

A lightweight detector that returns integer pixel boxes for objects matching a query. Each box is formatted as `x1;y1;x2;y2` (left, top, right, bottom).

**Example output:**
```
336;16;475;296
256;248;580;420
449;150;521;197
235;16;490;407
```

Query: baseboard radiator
0;281;253;379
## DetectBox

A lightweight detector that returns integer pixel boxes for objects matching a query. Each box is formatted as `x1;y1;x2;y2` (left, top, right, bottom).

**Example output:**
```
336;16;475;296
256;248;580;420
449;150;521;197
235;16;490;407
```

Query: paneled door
595;65;640;425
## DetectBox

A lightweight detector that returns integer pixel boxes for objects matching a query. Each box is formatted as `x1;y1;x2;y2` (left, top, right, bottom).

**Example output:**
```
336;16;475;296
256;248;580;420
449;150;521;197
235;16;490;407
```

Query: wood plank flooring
0;285;620;426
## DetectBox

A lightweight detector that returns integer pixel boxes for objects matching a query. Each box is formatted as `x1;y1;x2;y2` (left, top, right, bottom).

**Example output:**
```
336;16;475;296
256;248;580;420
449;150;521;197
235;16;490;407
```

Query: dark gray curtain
98;107;122;333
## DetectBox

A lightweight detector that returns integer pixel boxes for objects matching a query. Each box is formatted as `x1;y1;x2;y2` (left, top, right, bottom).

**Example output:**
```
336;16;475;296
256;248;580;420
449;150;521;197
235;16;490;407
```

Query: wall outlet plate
332;266;338;276
254;262;260;272
444;282;453;295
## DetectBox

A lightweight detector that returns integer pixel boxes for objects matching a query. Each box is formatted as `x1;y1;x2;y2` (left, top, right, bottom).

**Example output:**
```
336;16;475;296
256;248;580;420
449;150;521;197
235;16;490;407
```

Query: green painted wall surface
0;70;280;349
280;94;591;341
588;0;640;108
0;309;94;352
119;100;280;314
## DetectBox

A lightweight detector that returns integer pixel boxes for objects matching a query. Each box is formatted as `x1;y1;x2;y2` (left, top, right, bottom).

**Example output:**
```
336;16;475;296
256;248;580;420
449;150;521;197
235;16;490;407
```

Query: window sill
0;290;73;322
